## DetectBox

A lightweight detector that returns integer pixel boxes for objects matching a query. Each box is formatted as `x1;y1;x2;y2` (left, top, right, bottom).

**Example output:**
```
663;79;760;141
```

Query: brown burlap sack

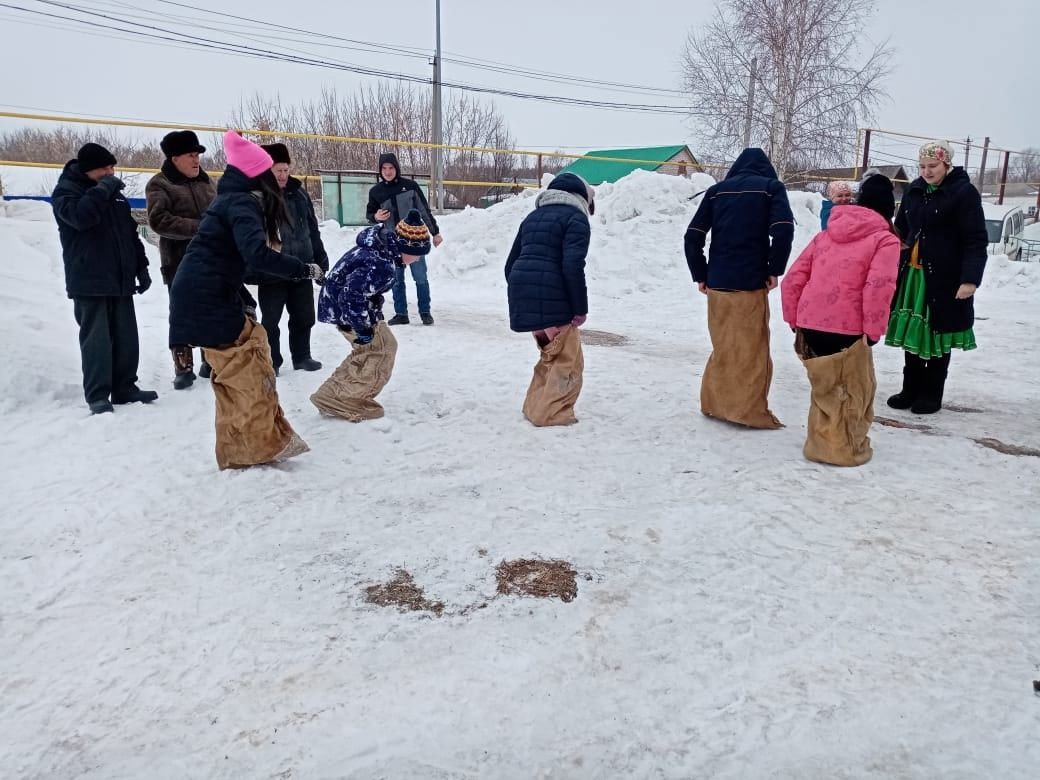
522;326;584;427
310;322;398;421
798;336;876;466
700;289;782;429
203;320;309;470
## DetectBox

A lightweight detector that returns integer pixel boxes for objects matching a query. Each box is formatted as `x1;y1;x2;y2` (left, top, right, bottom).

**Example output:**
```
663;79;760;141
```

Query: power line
7;1;691;114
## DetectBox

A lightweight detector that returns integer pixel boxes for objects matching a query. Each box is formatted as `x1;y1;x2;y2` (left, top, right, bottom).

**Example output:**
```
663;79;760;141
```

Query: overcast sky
1;0;1036;167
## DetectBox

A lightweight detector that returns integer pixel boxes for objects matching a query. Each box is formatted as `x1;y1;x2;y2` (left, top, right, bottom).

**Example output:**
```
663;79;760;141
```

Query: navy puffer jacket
505;173;592;332
169;166;307;348
684;148;795;290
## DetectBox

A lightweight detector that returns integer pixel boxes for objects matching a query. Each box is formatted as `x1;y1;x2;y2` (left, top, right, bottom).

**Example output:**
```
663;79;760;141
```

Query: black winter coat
684;148;795;291
169;166;307;348
51;161;149;299
893;167;987;333
249;176;329;285
504;189;590;332
365;153;440;236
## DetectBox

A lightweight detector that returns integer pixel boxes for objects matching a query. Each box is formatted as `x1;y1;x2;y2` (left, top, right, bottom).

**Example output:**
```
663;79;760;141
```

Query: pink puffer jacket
781;205;901;342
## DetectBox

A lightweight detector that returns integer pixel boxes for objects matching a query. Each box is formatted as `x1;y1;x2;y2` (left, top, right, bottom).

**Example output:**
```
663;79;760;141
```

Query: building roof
560;145;696;185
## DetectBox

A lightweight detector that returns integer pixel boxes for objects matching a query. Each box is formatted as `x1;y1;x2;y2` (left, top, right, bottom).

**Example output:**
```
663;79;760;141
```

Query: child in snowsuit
310;210;430;421
781;173;901;466
505;172;593;427
169;131;324;469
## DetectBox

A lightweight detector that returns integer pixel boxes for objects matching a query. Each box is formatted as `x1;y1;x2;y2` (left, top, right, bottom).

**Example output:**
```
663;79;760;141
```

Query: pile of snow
2;169;1039;778
1;164;151;199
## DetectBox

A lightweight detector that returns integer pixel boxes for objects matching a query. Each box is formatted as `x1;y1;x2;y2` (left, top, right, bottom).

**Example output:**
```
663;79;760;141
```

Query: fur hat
76;143;117;172
857;172;895;222
160;130;206;158
395;208;431;256
223;130;273;179
919;140;955;168
261;143;291;165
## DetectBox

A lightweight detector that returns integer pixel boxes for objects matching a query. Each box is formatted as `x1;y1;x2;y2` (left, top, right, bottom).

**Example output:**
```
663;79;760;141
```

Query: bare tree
680;0;891;179
1009;147;1040;184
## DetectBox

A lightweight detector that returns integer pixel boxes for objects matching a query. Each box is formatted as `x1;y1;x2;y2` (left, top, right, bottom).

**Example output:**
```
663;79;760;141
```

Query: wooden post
997;151;1010;205
861;129;872;172
975;136;990;194
536;153;543;183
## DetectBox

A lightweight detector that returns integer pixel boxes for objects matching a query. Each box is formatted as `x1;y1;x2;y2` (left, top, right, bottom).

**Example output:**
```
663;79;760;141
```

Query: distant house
788;164;911;201
560;145;701;185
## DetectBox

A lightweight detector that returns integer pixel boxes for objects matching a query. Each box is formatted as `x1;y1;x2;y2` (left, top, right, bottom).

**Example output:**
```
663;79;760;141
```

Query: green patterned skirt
885;266;976;358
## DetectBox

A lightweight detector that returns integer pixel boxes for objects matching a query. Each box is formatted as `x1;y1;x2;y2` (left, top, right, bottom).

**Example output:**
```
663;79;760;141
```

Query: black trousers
73;296;140;403
258;280;316;368
800;328;862;358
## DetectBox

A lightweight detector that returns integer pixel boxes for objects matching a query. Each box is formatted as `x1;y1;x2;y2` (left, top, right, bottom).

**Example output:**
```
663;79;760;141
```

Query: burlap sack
203;320;309;470
523;326;584;427
310;322;398;421
798;336;876;467
700;289;782;428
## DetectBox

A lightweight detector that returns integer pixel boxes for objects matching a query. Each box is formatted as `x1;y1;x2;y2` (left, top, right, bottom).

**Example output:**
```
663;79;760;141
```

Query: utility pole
976;136;990;194
430;0;444;212
741;57;758;150
963;136;971;171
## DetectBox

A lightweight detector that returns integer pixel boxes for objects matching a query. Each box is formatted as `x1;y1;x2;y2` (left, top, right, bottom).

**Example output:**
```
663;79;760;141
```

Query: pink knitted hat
223;130;273;178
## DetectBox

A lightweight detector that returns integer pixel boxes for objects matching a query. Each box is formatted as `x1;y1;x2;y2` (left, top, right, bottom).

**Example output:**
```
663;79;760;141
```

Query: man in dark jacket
146;129;217;389
682;148;795;428
52;143;158;414
366;152;443;326
254;143;329;373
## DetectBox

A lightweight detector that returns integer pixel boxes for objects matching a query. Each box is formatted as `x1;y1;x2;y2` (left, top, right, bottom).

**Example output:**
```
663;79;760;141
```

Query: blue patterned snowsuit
317;226;401;340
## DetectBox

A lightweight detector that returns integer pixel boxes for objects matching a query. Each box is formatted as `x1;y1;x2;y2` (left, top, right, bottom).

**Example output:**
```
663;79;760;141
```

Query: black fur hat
261;143;291;165
160;130;206;158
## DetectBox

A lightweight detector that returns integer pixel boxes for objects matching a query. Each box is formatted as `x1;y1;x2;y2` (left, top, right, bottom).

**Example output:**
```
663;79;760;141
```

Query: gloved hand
354;330;374;345
571;314;587;328
135;268;151;294
96;175;125;198
304;263;325;283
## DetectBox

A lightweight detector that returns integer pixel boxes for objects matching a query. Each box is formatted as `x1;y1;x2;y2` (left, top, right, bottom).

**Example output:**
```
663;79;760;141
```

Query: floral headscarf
919;140;954;168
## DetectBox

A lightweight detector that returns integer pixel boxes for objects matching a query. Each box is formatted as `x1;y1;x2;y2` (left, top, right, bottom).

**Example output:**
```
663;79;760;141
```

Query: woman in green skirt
885;140;988;414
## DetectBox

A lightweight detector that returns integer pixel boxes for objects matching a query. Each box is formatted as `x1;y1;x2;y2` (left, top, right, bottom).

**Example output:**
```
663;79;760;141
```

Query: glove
571;314;587;328
96;175;125;198
304;263;325;283
354;330;374;345
371;293;385;310
135;268;152;294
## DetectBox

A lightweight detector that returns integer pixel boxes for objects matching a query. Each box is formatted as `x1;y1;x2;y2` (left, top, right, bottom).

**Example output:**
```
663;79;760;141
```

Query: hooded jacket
684;148;795;290
365;153;440;237
51;160;149;298
893;166;987;333
145;160;216;284
781;205;901;342
504;173;592;332
317;225;401;338
168;165;307;348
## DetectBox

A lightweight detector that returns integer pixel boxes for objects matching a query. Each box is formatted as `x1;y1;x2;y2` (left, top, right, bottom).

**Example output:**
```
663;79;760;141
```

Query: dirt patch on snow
496;559;578;603
364;570;444;616
945;404;985;413
973;438;1040;458
581;329;629;347
875;416;933;431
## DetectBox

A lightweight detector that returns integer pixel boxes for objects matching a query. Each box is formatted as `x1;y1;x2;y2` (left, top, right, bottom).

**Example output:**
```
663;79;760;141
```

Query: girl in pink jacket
780;173;901;466
782;173;901;354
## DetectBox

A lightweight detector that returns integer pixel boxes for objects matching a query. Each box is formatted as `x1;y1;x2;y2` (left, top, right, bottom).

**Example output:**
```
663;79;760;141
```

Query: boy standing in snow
683;148;794;429
366;152;443;326
52;143;158;415
782;173;900;466
310;210;430;421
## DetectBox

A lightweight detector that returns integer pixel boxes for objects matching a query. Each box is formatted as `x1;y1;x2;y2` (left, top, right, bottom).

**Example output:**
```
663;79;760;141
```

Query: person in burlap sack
781;172;901;466
310;210;428;421
505;172;593;427
684;148;794;428
169;130;325;469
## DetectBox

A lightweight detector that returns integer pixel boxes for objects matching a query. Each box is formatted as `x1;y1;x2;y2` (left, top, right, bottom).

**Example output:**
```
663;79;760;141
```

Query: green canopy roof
560;145;694;185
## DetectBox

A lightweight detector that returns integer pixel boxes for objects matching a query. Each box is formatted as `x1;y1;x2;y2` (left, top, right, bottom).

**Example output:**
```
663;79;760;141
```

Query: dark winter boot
112;386;159;404
388;314;410;326
293;357;323;371
198;360;213;379
89;399;114;415
910;353;950;415
886;352;923;409
420;313;434;326
172;346;196;390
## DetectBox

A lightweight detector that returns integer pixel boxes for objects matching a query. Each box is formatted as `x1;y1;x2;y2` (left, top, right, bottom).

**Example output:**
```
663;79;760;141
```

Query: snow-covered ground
2;173;1038;778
